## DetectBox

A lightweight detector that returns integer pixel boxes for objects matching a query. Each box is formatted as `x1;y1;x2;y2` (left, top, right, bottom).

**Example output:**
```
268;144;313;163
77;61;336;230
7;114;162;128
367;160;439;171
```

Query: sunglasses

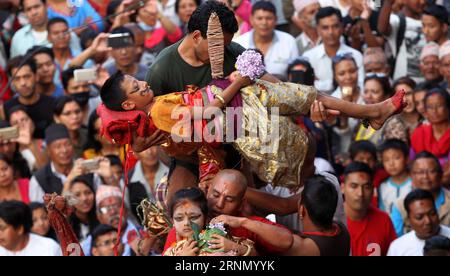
331;53;354;64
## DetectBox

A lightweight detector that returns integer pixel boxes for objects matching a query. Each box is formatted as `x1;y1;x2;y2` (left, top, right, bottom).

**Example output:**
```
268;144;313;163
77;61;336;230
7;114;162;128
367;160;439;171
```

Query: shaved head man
207;169;248;218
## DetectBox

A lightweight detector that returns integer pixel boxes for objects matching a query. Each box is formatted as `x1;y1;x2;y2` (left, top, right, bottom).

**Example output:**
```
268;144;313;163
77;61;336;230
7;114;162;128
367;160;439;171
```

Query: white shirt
10;24;82;58
235;30;299;79
303;43;364;94
0;234;62;256
387;225;450;256
29;162;104;203
378;177;413;215
385;14;426;83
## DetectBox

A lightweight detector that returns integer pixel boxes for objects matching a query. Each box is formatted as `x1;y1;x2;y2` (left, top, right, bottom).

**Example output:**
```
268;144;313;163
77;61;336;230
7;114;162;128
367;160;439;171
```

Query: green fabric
146;39;245;96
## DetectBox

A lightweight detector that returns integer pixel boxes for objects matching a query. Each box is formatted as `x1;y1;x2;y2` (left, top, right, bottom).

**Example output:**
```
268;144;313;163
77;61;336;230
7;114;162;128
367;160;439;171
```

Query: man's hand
309;100;340;122
131;129;167;153
111;0;135;29
199;173;216;195
93;66;110;88
89;33;112;56
210;215;246;228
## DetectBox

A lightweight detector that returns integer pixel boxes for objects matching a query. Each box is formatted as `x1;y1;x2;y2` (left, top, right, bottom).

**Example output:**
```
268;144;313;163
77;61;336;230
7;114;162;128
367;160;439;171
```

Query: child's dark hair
168;187;208;218
100;71;127;111
378;139;410;158
349;140;377;161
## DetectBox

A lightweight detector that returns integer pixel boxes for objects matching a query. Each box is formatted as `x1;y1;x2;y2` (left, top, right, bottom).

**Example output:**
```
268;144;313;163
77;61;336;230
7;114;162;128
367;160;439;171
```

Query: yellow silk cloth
234;80;317;188
148;80;317;188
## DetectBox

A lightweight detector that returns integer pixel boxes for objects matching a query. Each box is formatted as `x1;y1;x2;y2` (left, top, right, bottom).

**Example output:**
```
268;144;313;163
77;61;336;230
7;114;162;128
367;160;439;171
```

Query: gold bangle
214;94;226;108
242;244;252;256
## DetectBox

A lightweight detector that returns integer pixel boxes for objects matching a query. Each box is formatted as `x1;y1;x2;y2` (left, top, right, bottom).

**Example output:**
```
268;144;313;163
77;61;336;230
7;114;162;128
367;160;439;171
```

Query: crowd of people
0;0;450;256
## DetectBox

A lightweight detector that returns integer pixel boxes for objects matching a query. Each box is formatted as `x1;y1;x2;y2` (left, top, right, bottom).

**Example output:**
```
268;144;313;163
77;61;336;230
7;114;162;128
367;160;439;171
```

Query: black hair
0;200;33;234
8;105;30;120
61;66;82;90
332;53;357;90
349;140;377;161
404;189;436;215
424;235;450;256
364;75;393;97
251;1;277;16
90;224;117;249
20;0;46;9
287;58;315;86
343;162;374;181
316;6;342;25
110;26;135;42
393;76;417;91
412;151;443;175
28;201;58;240
6;55;37;76
47;17;68;32
300;175;337;230
424;87;450;110
100;71;127;111
79;27;99;50
27;46;55;61
105;154;122;168
53;95;81;116
187;1;238;37
107;0;122;22
423;4;449;25
378;138;410;157
84;111;102;153
414;80;437;93
69;176;100;241
169;187;208;218
175;0;201;14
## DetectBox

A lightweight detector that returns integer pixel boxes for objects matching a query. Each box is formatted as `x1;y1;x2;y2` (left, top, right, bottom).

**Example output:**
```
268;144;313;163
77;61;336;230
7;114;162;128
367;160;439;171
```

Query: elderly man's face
207;177;244;218
420;55;441;81
411;158;442;193
408;199;440;240
97;197;126;229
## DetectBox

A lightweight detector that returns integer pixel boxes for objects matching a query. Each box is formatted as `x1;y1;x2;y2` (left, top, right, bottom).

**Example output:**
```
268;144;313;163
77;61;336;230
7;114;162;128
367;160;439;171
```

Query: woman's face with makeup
172;200;206;240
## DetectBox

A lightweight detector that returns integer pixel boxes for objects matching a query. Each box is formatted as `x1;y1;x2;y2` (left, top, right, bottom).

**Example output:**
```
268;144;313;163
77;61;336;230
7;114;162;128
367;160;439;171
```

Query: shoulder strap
395;13;406;57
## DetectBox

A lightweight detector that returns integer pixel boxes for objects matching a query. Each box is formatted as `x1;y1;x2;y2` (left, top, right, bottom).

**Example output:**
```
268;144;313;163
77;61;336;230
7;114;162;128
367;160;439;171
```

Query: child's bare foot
369;89;407;130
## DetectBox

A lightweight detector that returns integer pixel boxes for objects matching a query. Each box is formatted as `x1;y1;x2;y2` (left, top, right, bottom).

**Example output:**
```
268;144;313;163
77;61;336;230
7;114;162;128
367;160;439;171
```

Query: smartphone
81;159;100;171
74;68;98;83
0;126;19;140
108;33;134;49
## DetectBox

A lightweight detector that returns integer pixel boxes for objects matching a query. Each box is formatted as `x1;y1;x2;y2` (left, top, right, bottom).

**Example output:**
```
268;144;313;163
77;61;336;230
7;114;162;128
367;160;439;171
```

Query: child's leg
317;89;406;130
242;80;317;116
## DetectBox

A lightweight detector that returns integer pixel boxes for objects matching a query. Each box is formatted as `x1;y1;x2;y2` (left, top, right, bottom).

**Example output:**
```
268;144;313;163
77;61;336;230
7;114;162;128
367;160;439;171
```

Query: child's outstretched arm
187;75;252;118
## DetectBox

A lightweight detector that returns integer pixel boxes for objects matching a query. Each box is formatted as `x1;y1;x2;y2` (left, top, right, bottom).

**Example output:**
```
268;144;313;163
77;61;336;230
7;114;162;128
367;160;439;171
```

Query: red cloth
18;179;30;204
96;104;157;145
144;27;182;50
347;206;397;256
0;66;12;101
411;124;450;159
163;216;290;255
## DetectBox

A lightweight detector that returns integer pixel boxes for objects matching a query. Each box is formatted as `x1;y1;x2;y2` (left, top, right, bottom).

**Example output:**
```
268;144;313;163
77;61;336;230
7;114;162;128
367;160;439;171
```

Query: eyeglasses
332;53;354;64
95;238;118;248
365;72;387;78
99;203;121;214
